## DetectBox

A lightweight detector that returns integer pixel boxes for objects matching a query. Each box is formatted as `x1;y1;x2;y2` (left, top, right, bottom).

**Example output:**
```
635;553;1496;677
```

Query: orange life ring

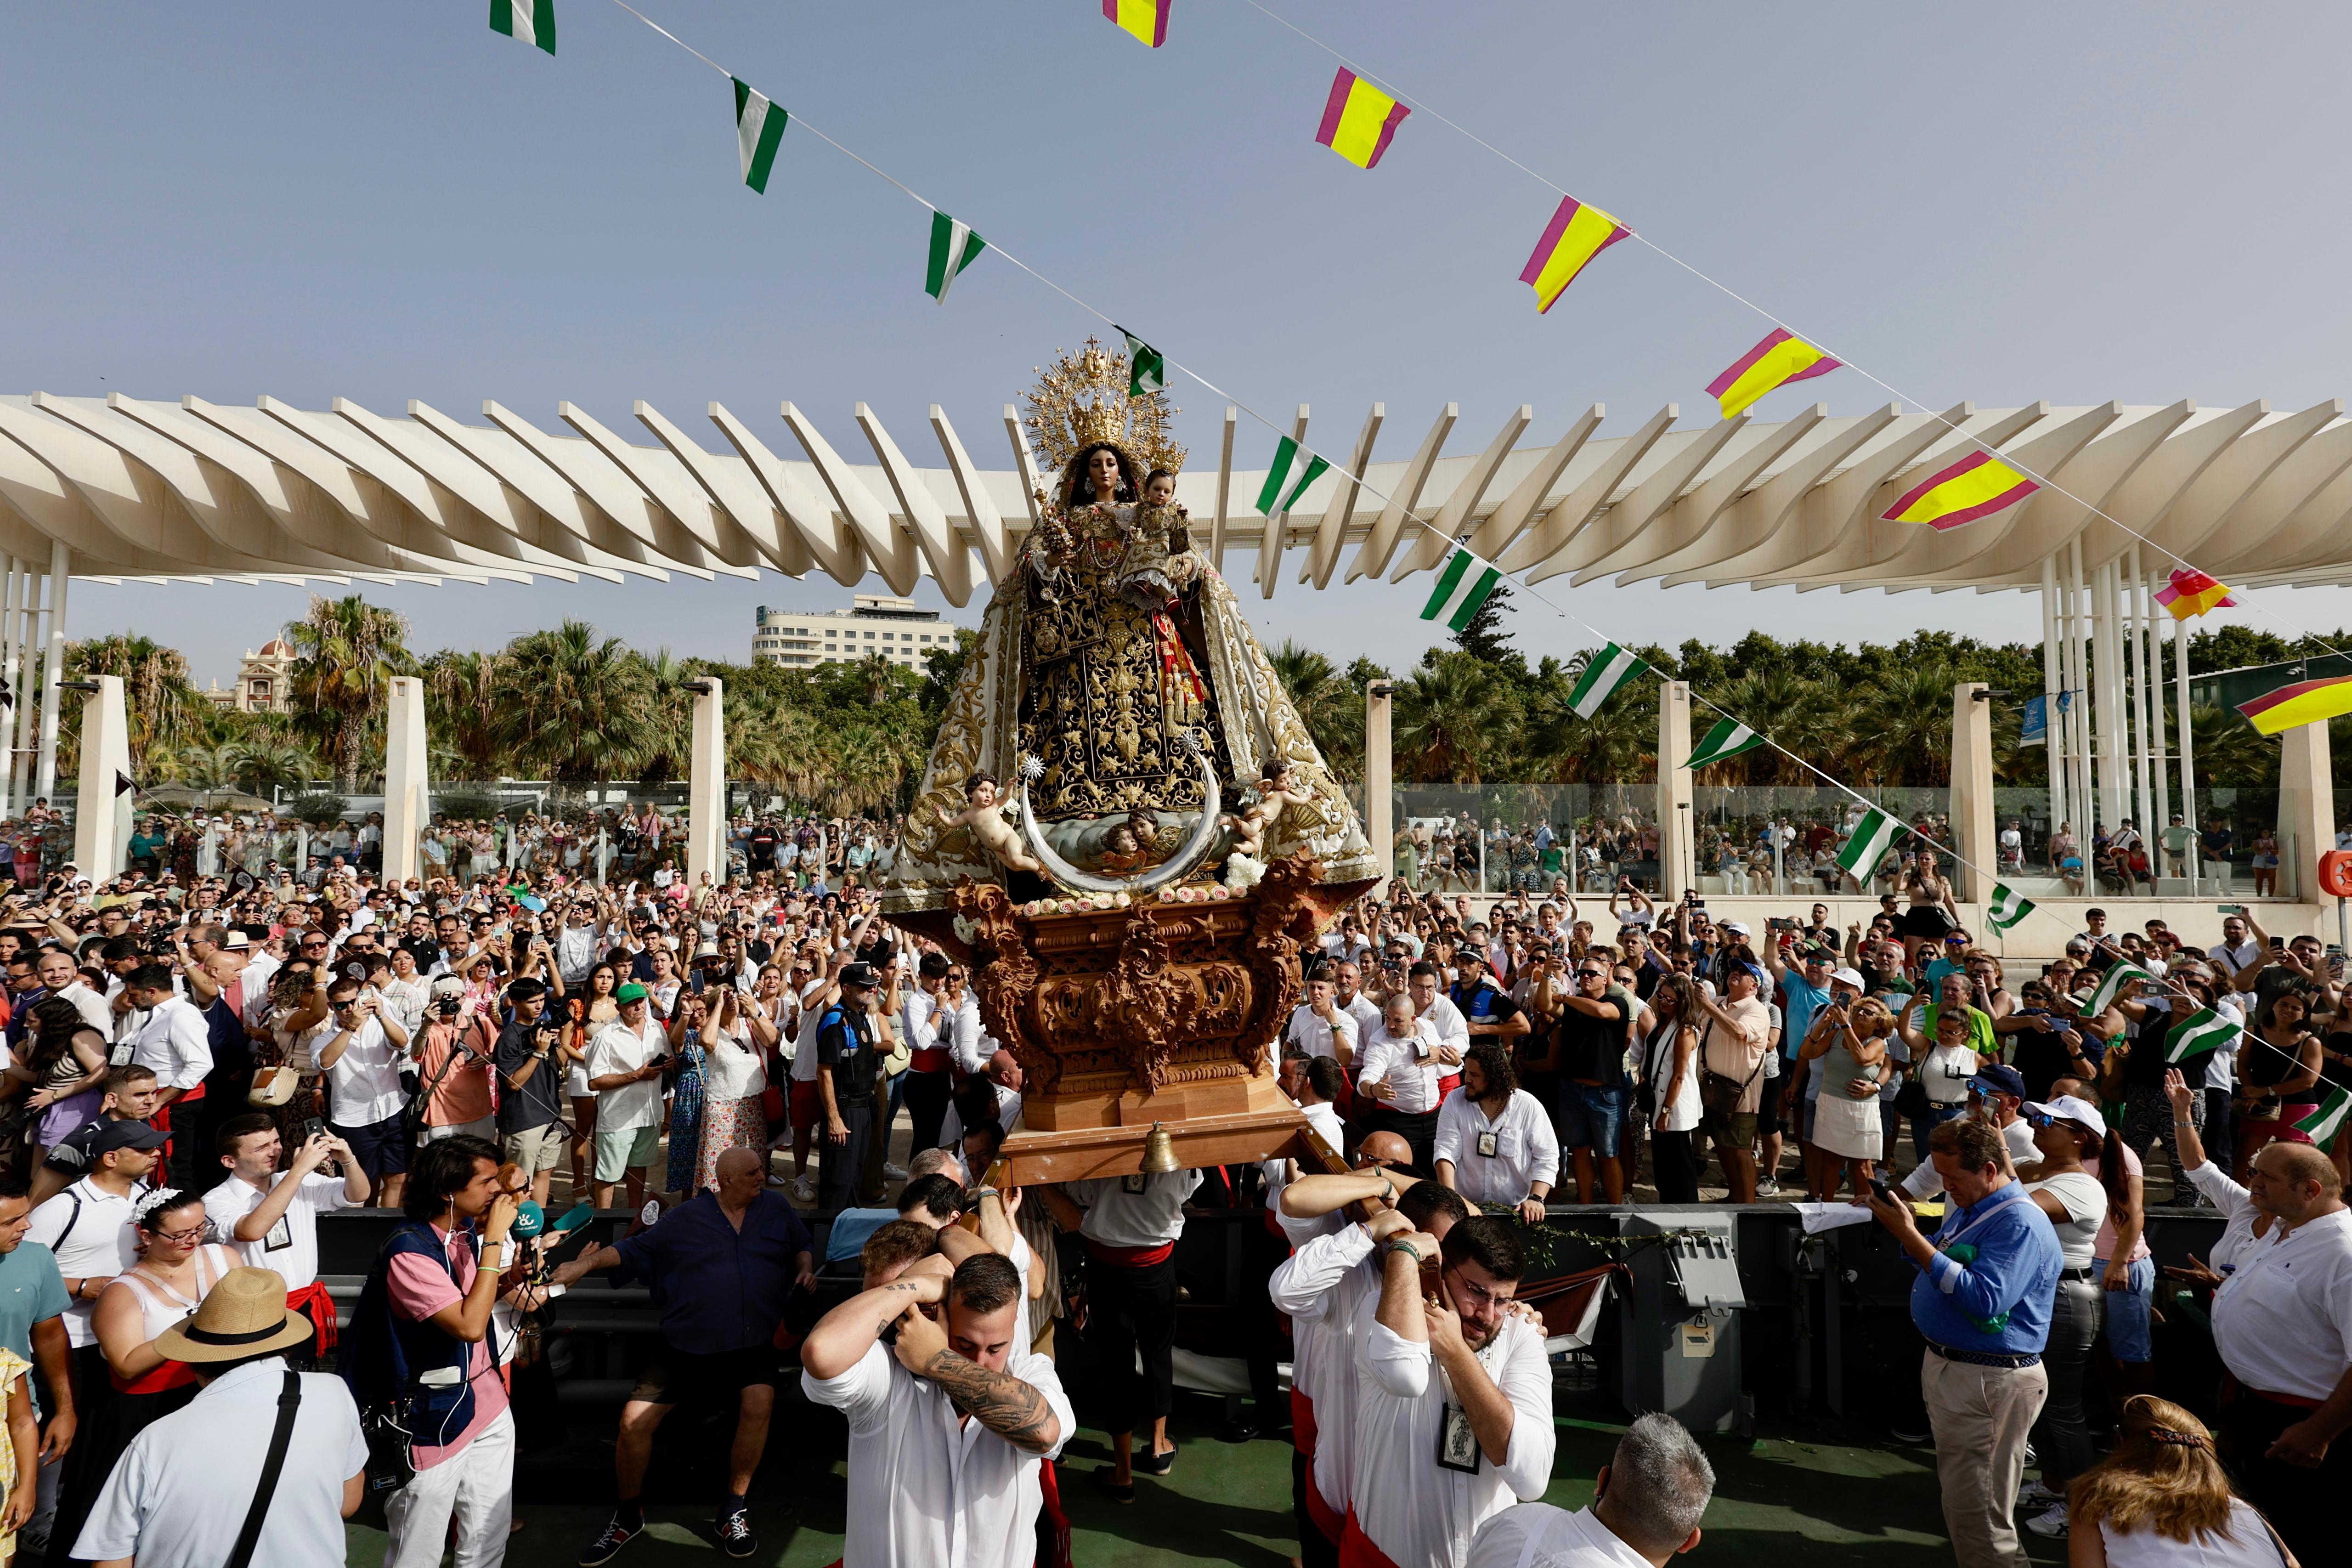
2317;849;2352;899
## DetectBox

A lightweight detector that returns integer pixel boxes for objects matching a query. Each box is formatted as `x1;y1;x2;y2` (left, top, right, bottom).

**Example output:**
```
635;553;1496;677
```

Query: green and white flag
1986;883;2036;932
925;212;987;303
2163;1006;2241;1065
1120;328;1165;396
733;79;788;193
1419;548;1501;633
489;0;555;54
1834;806;1900;880
2084;960;2155;1018
1567;643;1649;719
2294;1085;2350;1146
1256;436;1330;516
1686;717;1764;772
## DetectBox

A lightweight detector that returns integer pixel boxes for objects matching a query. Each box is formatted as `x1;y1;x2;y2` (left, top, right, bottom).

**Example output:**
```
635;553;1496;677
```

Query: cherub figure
1222;760;1314;858
934;771;1043;875
1096;811;1162;876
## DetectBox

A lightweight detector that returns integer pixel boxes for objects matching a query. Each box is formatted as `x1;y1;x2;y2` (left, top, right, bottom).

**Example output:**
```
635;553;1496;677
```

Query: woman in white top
695;983;774;1193
2021;1095;2112;1520
2066;1396;2298;1568
1637;974;1705;1203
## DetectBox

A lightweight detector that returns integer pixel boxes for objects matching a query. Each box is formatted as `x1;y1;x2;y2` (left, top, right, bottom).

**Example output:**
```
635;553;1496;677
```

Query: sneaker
1888;1420;1933;1445
2024;1440;2038;1466
2016;1480;2061;1511
883;1161;910;1180
790;1174;816;1204
580;1515;642;1567
2024;1504;2069;1539
1757;1177;1781;1198
716;1505;758;1560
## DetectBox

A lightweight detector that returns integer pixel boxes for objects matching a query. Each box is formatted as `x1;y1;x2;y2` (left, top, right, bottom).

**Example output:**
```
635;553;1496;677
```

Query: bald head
2252;1139;2343;1209
1358;1131;1413;1171
713;1145;766;1206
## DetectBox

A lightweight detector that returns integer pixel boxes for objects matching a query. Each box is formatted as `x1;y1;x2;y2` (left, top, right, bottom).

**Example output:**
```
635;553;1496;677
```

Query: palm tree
1858;665;1961;786
67;633;209;777
493;621;656;785
422;649;510;781
1392;654;1519;784
284;595;413;789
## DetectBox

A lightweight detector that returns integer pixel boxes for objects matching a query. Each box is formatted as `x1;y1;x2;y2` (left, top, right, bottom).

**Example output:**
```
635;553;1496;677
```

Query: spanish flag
1881;450;2039;531
2154;567;2236;620
2237;674;2352;737
1103;0;1169;48
1519;195;1632;314
1706;329;1840;420
1315;68;1410;170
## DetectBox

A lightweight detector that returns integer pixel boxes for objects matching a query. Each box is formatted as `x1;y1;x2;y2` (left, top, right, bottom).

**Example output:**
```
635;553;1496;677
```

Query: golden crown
1022;337;1185;481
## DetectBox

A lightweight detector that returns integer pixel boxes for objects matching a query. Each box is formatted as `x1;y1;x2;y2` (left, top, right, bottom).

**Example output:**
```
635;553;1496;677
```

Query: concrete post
381;676;427;884
687;678;727;885
71;675;130;877
1950;682;1996;903
2277;718;2332;905
11;569;39;813
1657;681;1695;901
35;540;68;804
1365;682;1394;893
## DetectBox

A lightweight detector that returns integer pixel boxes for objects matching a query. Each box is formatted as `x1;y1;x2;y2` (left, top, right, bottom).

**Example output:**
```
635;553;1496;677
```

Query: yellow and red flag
1102;0;1169;48
1882;450;2040;531
1519;195;1632;314
1705;329;1841;420
2154;567;2236;620
1314;68;1409;169
2238;674;2352;736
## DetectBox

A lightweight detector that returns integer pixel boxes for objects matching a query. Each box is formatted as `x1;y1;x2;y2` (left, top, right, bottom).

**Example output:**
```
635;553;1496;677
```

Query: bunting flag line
733;79;788;194
2164;1006;2241;1065
2236;674;2352;737
1567;644;1649;719
1705;329;1841;420
2084;961;2155;1018
1256;437;1329;516
1315;68;1410;169
1986;883;2035;932
2295;1085;2350;1147
1120;328;1165;396
1834;806;1900;881
924;213;986;304
2154;567;2238;620
1686;718;1764;773
1519;195;1632;314
1103;0;1170;48
1882;450;2041;531
1419;548;1502;633
490;0;555;55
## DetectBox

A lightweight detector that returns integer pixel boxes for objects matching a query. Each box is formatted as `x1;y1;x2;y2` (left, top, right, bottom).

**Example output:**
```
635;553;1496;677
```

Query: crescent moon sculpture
1017;738;1223;896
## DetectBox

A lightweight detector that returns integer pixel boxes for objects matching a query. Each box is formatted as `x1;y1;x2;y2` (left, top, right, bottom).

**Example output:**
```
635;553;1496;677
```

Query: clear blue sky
7;1;2350;684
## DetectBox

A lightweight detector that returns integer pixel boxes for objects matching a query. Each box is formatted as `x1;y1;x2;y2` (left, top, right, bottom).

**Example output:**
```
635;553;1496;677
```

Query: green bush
284;792;347;826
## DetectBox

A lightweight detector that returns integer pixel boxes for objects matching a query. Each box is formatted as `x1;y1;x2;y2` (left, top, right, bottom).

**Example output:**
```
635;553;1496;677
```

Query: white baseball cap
2024;1095;2107;1139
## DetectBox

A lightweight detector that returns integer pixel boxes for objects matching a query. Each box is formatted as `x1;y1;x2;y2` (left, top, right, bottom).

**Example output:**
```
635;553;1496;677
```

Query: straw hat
153;1267;314;1364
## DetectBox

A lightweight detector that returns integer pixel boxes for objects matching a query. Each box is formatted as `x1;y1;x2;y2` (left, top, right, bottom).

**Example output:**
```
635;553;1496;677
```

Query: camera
436;997;463;1018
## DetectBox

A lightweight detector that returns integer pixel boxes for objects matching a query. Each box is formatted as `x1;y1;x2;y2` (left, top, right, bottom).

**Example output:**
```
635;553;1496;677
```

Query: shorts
330;1112;411;1181
500;1121;565;1176
419;1116;496;1145
1556;1082;1624;1158
1703;1101;1758;1153
594;1122;661;1182
789;1079;820;1132
2097;1255;2156;1364
628;1343;779;1408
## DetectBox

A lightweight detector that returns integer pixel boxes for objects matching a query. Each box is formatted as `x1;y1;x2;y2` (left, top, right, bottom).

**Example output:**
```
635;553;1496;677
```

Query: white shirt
26;1177;146;1346
1351;1303;1557;1568
2185;1160;2267;1277
1900;1116;2041;1200
2211;1207;2352;1403
201;1170;351;1291
1338;992;1383;1041
1269;1220;1377;1527
71;1358;367;1568
1260;1100;1346;1208
131;995;214;1092
1469;1504;1654;1568
2207;940;2261;972
1419;993;1472;1061
586;1016;668;1131
940;1084;1023;1149
378;973;432;1039
1357;1022;1445;1115
1068;1170;1202;1250
702;1018;767;1101
2024;1171;2108;1270
1433;1088;1560;1206
54;980;113;1041
322;1015;406;1128
802;1339;1073;1568
1285;1003;1361;1068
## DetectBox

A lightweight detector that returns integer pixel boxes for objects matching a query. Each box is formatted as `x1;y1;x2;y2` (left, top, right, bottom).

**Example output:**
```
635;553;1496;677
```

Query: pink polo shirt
386;1222;510;1470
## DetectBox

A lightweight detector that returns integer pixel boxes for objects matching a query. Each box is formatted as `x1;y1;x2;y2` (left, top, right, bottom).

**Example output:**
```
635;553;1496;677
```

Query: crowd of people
0;822;2321;1566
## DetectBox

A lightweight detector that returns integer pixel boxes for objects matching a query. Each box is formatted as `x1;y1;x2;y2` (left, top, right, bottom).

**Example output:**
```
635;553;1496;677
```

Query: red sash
910;1047;952;1074
1291;1388;1317;1457
115;1357;198;1396
1437;1074;1462;1099
287;1278;339;1352
1086;1238;1175;1268
1337;1505;1404;1568
1037;1456;1074;1568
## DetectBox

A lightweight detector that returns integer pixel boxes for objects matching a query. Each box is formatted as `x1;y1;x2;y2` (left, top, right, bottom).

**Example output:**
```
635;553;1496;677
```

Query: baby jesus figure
934;772;1043;876
1222;761;1314;858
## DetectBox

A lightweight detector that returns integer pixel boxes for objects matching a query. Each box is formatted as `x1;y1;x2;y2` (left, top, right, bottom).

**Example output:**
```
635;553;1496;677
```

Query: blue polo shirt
1777;971;1831;1061
1906;1179;2063;1356
611;1190;814;1353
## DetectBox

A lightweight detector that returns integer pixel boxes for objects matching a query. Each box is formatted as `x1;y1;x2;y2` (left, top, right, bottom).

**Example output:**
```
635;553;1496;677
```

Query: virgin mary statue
883;340;1374;910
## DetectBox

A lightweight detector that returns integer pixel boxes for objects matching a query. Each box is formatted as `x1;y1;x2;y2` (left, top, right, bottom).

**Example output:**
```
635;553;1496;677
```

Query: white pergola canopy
0;392;2343;600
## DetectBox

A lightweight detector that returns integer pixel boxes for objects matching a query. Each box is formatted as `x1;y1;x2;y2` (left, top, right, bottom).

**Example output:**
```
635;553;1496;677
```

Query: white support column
1951;682;1996;904
2096;559;2129;834
2126;544;2155;848
11;569;38;813
2175;612;2198;894
2146;573;2172;848
1365;682;1394;893
71;675;130;876
381;676;428;884
686;678;727;885
2066;539;2092;840
1657;682;1695;902
34;541;68;806
2040;556;2065;845
0;556;17;821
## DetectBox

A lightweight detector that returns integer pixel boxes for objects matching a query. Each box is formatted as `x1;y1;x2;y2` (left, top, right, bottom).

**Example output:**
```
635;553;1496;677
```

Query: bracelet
1380;1239;1424;1263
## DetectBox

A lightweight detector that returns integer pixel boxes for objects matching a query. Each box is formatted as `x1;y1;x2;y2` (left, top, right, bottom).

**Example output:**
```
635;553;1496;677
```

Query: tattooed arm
799;1255;953;1380
893;1307;1062;1454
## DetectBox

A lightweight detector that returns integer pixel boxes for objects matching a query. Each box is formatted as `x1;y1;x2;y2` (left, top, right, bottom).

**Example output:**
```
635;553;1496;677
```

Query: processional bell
1138;1122;1181;1175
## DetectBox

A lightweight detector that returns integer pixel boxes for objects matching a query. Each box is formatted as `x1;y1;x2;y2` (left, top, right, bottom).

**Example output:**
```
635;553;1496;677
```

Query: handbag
1891;1075;1931;1120
1696;1023;1768;1120
225;1372;304;1568
248;1064;299;1107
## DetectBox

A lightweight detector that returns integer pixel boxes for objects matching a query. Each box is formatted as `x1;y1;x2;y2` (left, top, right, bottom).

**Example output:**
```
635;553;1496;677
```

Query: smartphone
303;1116;326;1143
2216;904;2247;916
1867;1176;1896;1206
2269;936;2286;951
